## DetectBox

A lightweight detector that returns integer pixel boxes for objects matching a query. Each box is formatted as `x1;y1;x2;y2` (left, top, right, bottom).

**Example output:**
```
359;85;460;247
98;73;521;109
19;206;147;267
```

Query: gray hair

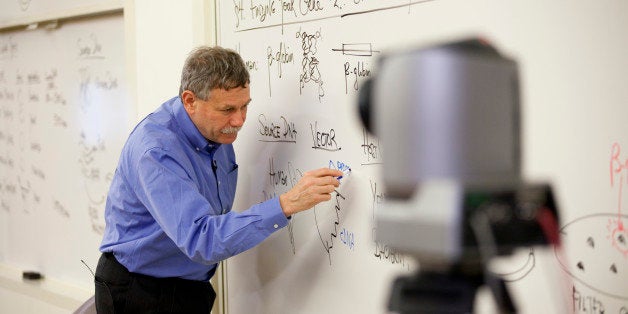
179;46;250;100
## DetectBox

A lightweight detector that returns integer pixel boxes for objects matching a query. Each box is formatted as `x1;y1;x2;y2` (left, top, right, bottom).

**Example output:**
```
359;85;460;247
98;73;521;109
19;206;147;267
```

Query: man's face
182;85;251;144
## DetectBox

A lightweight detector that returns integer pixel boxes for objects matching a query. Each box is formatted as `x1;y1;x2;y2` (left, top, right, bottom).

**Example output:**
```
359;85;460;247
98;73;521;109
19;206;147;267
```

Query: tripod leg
487;276;517;314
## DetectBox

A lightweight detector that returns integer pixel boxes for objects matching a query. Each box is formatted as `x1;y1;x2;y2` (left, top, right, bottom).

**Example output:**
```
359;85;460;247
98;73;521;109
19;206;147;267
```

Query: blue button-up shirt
100;96;288;281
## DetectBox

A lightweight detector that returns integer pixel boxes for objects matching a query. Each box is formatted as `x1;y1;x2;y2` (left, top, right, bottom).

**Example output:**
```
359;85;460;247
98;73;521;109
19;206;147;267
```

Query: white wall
128;0;215;120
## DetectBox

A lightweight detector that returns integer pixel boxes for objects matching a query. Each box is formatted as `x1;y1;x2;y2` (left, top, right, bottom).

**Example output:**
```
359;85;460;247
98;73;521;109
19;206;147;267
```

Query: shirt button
273;224;279;229
195;147;200;151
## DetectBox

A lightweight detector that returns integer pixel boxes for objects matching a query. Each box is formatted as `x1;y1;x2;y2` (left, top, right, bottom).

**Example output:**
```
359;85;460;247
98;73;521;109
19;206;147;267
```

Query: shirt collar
173;96;221;154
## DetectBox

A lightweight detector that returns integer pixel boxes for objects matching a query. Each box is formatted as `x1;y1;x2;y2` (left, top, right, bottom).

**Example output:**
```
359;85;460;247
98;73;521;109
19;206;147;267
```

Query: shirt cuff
258;196;289;232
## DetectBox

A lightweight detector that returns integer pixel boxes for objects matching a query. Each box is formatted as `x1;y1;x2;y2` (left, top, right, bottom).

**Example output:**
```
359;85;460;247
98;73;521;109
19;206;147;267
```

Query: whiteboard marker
337;168;351;181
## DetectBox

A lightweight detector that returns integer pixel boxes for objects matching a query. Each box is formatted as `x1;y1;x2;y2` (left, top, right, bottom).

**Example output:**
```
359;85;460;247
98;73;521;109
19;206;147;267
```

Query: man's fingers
281;168;345;217
318;176;340;187
312;184;336;195
304;168;344;178
303;175;340;190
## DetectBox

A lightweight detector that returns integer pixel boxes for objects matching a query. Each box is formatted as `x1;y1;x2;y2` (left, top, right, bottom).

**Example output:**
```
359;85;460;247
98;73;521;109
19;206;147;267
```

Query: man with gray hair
95;46;342;313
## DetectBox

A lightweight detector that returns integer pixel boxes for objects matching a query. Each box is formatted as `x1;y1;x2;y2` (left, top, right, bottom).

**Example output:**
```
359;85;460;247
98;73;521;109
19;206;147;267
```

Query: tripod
387;264;516;314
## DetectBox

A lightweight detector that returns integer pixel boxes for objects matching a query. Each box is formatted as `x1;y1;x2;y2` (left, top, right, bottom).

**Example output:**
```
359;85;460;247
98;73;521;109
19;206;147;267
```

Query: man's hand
279;168;344;217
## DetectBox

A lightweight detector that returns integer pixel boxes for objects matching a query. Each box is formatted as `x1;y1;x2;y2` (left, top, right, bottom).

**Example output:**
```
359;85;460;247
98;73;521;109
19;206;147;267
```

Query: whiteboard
0;13;132;289
0;0;122;26
217;0;628;313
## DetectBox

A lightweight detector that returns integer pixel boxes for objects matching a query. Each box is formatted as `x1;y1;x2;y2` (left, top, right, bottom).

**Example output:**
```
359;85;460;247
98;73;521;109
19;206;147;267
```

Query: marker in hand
337;167;351;181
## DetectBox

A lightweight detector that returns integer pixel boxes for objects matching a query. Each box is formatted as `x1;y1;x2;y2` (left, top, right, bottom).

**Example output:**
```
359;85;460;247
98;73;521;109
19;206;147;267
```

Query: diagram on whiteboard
554;143;628;308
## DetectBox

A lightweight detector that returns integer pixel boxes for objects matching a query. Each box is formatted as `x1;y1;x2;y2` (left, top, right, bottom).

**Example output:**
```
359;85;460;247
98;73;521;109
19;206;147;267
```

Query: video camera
358;38;560;313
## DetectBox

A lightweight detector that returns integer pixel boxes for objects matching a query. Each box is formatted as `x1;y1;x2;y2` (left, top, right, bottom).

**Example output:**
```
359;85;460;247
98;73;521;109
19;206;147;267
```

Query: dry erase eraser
22;271;43;280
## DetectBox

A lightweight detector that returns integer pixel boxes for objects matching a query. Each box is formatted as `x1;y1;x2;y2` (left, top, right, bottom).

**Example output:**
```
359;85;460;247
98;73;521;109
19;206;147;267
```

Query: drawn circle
555;213;628;300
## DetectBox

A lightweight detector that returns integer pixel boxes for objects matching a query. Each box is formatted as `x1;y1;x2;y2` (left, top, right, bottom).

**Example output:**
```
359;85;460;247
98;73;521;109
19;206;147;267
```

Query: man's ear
181;90;196;114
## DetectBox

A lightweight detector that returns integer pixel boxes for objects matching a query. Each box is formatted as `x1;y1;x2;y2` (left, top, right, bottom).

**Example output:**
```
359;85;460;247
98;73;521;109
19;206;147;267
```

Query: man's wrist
279;194;290;217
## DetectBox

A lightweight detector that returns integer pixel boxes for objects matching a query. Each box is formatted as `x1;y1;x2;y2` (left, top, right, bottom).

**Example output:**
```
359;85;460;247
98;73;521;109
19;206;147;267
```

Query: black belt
100;252;211;286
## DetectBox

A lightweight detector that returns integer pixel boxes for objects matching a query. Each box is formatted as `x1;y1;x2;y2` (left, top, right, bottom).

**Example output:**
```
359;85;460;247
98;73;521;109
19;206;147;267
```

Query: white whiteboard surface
218;0;628;313
0;13;132;290
0;0;123;29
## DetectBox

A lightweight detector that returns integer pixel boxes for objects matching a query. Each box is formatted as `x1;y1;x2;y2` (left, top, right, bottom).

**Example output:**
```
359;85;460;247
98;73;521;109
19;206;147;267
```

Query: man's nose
231;110;245;126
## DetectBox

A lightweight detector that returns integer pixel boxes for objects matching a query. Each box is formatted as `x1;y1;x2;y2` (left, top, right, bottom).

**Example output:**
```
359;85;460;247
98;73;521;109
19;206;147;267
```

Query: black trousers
94;252;216;314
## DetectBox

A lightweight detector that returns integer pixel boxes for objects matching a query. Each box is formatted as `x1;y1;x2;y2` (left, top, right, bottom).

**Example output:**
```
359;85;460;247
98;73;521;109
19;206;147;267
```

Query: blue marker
337;167;351;181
